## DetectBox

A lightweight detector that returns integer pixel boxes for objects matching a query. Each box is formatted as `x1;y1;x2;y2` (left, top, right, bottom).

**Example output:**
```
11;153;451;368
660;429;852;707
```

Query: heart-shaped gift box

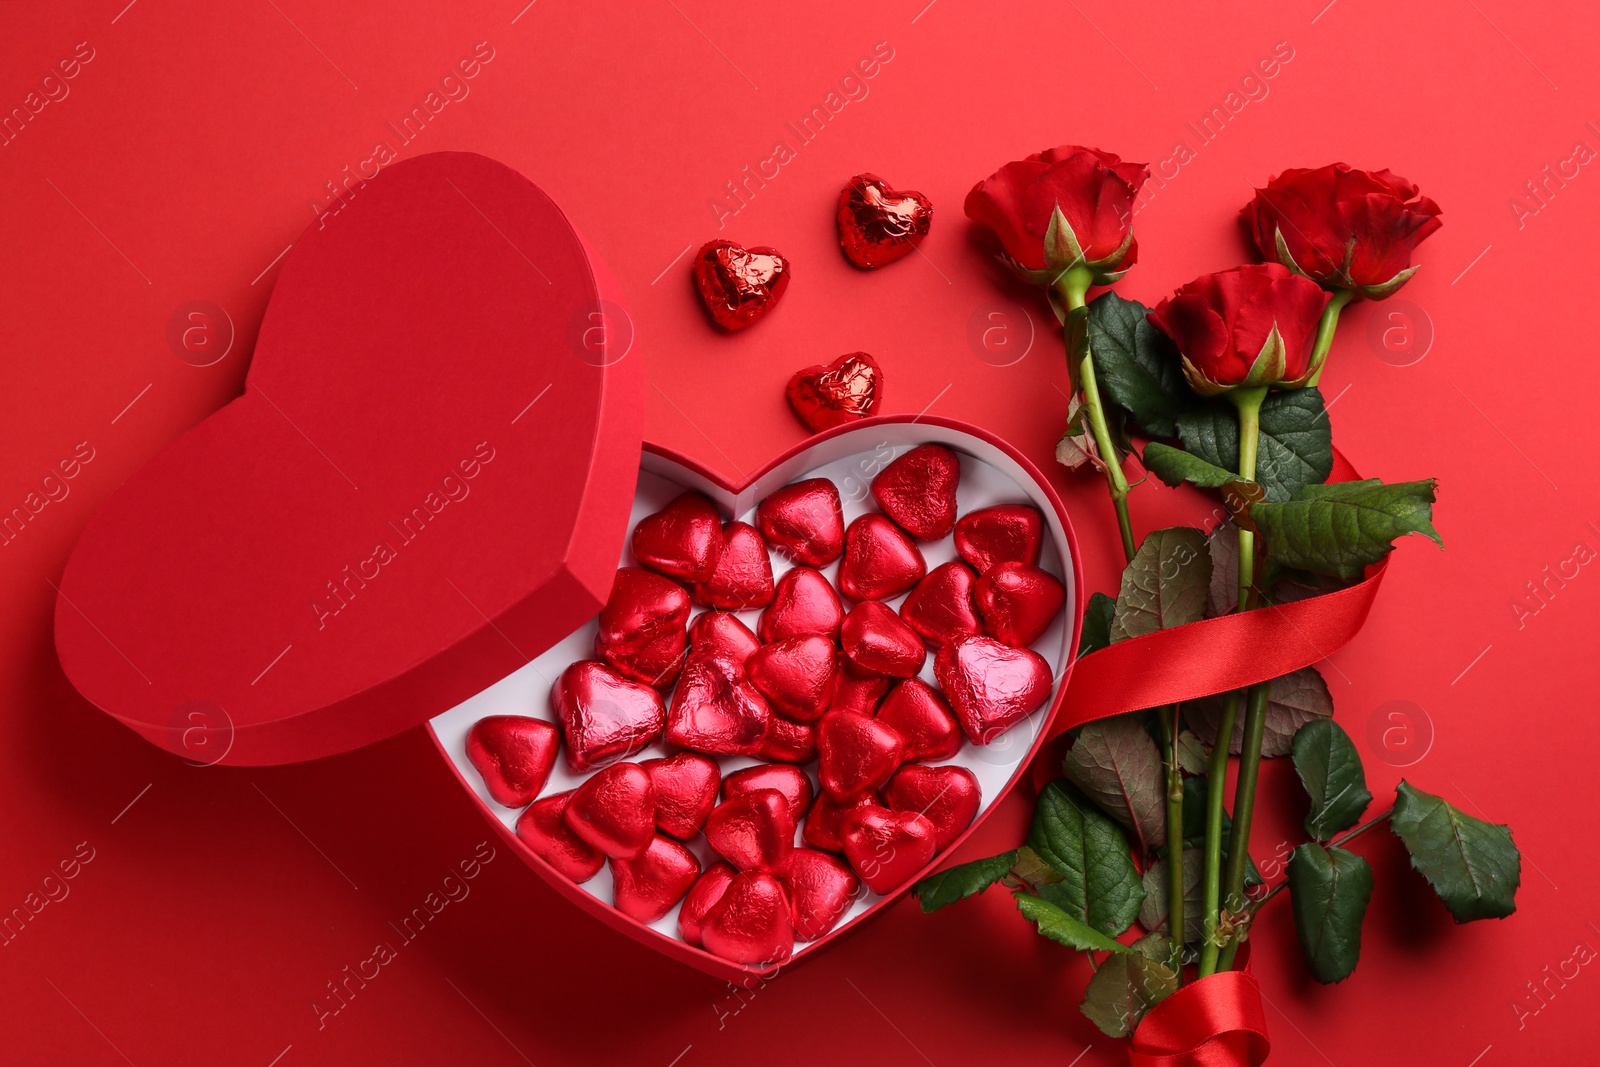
53;152;1084;980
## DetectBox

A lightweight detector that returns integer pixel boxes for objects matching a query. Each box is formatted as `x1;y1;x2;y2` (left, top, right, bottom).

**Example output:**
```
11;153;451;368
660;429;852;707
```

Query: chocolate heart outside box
50;151;1084;983
432;420;1083;979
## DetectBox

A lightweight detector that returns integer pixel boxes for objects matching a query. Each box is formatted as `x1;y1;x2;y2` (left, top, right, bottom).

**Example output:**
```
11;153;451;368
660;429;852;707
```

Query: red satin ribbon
1129;970;1270;1067
1044;448;1379;745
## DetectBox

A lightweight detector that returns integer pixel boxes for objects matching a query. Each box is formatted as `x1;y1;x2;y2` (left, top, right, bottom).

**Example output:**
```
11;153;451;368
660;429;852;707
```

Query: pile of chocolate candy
465;443;1066;965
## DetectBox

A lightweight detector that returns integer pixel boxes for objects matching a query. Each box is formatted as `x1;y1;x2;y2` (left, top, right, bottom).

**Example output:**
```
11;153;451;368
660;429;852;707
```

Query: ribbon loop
1129;971;1270;1067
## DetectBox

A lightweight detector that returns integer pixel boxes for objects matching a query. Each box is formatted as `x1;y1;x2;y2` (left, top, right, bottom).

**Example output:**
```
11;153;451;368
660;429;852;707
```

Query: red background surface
1;1;1594;1064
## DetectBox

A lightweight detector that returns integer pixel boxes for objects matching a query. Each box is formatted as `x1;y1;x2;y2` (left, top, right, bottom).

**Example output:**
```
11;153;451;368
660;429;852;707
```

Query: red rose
1244;163;1442;298
1149;264;1331;396
965;146;1148;282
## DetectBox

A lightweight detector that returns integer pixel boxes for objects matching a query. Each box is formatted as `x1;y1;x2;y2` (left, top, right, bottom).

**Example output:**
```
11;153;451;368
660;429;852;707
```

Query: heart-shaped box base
429;416;1082;980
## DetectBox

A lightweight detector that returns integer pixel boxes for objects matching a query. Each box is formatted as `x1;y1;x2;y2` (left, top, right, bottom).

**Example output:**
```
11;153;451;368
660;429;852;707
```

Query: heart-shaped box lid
54;152;642;766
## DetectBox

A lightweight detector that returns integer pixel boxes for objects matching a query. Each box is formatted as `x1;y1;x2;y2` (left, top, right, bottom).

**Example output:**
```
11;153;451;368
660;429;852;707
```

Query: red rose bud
1244;163;1442;299
964;145;1148;284
1149;264;1331;397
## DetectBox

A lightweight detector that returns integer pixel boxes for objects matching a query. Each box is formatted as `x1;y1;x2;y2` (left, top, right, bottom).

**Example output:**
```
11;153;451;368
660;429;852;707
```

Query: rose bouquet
916;150;1519;1061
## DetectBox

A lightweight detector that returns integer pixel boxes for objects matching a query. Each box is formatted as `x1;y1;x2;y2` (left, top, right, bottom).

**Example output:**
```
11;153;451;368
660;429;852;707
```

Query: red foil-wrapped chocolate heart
594;568;690;688
465;715;560;807
641;751;721;839
875;678;962;762
694;240;790;331
550;661;666;772
838;514;926;602
826;666;891;717
840;601;926;678
701;871;795;965
759;566;844;642
871;444;961;541
611;835;702;923
758;714;818;764
687;611;762;667
954;503;1044;572
705;789;796;873
679;861;737;947
803;790;877;853
836;173;933;269
756;478;844;566
723;763;815;823
934;635;1053;745
564;762;658;860
817;711;905;800
974;562;1066;648
840;805;938;895
667;653;772;756
786;352;882;433
899;560;982;648
778;849;860;941
884;764;980;851
515;791;604;883
633;492;724;584
693;521;773;610
746;634;838;722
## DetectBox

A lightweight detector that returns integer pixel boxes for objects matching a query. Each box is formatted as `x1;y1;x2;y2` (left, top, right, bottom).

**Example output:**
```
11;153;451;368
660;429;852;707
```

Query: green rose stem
1305;289;1355;388
1053;265;1183;968
1159;704;1185;968
1054;266;1137;563
1196;384;1268;978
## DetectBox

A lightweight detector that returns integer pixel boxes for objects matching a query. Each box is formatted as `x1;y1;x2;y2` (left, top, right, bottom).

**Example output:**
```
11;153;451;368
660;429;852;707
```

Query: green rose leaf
1142;442;1246;491
1061;717;1167;858
1005;845;1065;889
913;849;1020;912
1291;719;1373;840
1079;933;1179;1038
1251;479;1442;582
1027;781;1144;935
1177;388;1334;502
1175;730;1210;776
1188;667;1333;759
1390;781;1521;922
1078;591;1118;657
1086;292;1196;437
1016;893;1132;955
1139;848;1204;944
1287;843;1373;984
1108;527;1212;643
1206;521;1240;617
